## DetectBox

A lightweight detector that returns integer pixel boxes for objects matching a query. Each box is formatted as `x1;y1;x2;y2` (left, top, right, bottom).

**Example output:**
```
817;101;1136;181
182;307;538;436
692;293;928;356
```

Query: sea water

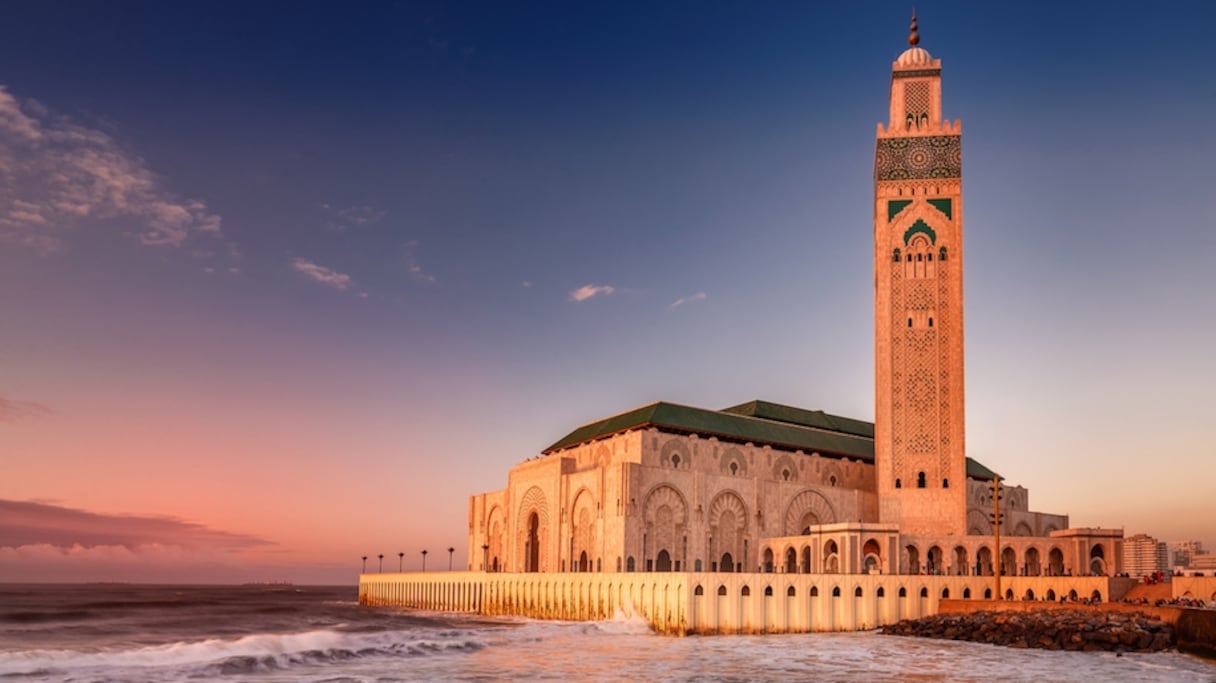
1;584;1212;682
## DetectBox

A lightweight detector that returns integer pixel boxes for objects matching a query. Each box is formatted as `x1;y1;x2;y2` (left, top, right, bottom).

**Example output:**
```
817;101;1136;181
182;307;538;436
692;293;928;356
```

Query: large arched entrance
578;550;589;572
785;548;798;574
905;545;920;574
655;549;672;572
720;552;735;573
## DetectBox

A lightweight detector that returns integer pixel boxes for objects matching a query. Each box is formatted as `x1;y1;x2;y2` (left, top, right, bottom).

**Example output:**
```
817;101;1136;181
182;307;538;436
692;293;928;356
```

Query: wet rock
881;609;1176;654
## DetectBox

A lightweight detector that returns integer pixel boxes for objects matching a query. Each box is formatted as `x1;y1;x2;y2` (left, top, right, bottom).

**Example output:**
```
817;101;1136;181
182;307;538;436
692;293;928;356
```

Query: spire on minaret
908;10;920;46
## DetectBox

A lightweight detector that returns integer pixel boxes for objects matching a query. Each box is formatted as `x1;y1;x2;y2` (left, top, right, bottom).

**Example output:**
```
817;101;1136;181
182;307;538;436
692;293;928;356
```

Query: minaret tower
874;13;966;536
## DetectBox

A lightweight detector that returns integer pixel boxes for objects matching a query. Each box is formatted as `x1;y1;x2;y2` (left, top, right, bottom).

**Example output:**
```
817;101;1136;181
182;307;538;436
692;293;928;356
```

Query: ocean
1;583;1212;682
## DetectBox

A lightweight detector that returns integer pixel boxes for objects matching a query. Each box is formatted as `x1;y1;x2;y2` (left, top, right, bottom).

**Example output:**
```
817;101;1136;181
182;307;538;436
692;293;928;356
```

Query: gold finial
909;9;920;46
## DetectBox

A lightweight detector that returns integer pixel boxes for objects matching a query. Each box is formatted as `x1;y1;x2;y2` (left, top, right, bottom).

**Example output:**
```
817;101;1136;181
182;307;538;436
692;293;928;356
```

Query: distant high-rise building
1123;533;1169;577
1170;540;1203;568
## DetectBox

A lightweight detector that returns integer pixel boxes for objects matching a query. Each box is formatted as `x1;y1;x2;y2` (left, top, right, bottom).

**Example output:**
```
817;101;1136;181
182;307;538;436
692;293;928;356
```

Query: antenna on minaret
909;9;920;46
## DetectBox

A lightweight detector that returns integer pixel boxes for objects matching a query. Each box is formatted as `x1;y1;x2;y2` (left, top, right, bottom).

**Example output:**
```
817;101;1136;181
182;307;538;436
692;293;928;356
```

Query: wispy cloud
0;395;52;423
0;85;223;251
569;284;615;302
406;240;438;286
669;291;708;309
321;203;386;230
292;258;352;290
0;499;273;551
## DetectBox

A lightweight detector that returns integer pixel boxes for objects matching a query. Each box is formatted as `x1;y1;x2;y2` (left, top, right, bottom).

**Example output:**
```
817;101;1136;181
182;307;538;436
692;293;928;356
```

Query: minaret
874;13;966;536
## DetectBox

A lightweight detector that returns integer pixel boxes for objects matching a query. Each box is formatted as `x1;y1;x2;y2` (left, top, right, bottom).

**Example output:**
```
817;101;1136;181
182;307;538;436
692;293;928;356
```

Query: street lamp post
361;556;367;573
421;549;428;572
398;552;404;573
448;547;455;571
378;554;384;573
482;544;490;572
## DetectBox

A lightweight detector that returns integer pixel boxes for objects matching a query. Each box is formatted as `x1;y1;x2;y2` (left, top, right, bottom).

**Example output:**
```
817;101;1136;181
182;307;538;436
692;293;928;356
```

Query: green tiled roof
721;400;874;438
543;398;999;481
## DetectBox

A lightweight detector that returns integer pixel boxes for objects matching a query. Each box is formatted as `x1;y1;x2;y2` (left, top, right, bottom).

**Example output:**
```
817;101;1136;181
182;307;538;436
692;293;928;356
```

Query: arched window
917;472;926;488
718;585;727;596
898;587;907;598
694;559;702;572
963;587;971;599
939;246;948;261
829;476;837;487
787;586;796;597
895;478;902;489
694;585;704;596
942;478;949;488
782;468;791;481
764;586;773;597
941;588;950;599
920;587;929;598
831;587;841;597
908;318;913;328
854;587;863;597
893;248;901;262
984;588;993;599
671;454;680;467
729;462;739;475
741;585;751;597
877;587;886;598
810;586;819;597
928;317;934;327
626;556;635;572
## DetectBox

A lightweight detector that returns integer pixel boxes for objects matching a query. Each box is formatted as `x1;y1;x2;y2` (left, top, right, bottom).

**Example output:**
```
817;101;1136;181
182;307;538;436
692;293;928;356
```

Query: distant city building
1123;534;1169;577
1189;553;1216;573
1171;540;1204;568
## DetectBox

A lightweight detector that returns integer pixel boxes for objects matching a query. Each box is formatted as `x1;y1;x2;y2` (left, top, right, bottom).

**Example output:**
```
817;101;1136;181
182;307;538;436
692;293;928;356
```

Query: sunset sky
2;2;1214;584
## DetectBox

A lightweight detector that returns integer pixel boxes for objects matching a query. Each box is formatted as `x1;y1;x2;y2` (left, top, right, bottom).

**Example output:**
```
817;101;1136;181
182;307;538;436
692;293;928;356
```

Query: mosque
466;14;1124;584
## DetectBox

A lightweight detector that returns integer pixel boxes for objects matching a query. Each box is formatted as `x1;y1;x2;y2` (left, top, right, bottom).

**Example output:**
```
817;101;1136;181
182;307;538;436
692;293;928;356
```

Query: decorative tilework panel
875;136;961;180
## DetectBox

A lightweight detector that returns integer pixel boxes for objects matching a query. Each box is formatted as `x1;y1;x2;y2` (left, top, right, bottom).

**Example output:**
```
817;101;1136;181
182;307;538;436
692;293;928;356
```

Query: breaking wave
0;627;486;679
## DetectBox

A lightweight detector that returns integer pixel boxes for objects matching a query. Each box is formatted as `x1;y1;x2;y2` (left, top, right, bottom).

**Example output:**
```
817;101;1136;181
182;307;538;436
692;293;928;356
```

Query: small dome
896;46;933;67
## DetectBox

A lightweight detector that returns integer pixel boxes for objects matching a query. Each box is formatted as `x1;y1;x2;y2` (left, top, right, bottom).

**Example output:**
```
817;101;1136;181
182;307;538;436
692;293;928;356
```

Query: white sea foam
0;627;484;678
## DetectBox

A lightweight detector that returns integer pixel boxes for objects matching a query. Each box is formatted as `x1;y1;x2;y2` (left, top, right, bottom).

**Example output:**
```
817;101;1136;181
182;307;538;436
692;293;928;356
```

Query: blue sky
1;1;1214;583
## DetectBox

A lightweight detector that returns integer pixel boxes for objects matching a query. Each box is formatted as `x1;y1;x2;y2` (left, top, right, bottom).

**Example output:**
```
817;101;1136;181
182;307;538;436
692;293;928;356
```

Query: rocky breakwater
883;609;1175;653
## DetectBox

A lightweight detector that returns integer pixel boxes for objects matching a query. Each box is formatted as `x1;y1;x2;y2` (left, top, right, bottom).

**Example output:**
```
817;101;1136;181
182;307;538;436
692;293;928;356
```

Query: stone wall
359;571;1113;636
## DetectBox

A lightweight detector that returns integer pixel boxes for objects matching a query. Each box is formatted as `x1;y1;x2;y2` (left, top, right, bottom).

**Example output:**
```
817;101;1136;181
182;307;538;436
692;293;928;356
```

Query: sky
1;1;1214;585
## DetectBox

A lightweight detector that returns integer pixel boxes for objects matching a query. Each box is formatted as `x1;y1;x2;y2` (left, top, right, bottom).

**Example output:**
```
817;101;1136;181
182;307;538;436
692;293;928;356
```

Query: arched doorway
801;546;812;573
720;552;734;573
579;550;589;572
927;546;944;575
824;540;840;573
1048;547;1064;576
905;545;920;574
1025;547;1041;576
1001;547;1017;576
862;539;882;573
1089;544;1106;576
953;546;968;576
785;548;797;574
763;548;775;573
526;512;540;572
976;546;993;576
656;549;672;572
